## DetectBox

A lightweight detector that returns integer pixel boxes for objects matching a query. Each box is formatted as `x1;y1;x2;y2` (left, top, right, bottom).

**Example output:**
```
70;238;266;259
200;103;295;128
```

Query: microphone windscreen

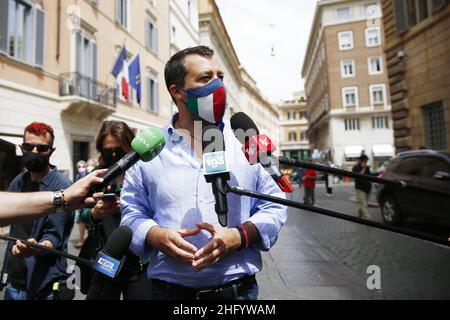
230;112;260;144
103;226;133;260
131;127;166;162
202;125;225;153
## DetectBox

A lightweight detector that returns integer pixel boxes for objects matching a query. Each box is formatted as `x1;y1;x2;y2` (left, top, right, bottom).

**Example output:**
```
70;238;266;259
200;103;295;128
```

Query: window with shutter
341;59;355;78
92;42;98;98
35;8;45;67
394;0;409;34
146;17;158;54
116;0;128;28
1;1;45;67
338;31;353;50
146;74;159;113
146;77;151;111
154;26;159;53
368;56;383;75
431;0;448;13
0;0;9;53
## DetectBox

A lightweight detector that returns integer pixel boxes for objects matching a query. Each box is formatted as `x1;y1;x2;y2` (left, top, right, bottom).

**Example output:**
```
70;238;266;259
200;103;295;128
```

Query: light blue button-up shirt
120;115;287;288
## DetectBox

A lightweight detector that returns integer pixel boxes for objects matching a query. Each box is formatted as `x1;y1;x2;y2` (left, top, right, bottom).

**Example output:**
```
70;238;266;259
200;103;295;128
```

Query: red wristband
240;224;250;249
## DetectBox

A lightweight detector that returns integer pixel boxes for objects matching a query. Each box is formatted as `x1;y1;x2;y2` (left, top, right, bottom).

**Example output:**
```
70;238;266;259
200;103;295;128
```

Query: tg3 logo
203;151;228;175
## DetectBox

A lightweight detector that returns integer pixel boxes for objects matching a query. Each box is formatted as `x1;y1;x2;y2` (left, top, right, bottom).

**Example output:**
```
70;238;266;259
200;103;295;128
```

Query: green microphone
92;127;166;193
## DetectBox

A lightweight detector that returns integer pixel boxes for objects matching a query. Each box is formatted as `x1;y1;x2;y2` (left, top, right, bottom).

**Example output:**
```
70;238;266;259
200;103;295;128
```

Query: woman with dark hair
76;120;152;300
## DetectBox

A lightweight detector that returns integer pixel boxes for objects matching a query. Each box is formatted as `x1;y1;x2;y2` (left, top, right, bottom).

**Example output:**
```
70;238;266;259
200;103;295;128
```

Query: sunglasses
21;143;53;153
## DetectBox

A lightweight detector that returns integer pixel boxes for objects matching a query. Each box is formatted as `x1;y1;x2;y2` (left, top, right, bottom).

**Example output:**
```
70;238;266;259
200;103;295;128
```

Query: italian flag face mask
183;78;227;125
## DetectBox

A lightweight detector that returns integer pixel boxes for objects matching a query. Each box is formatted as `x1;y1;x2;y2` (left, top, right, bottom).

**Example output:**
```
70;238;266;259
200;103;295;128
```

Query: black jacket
352;163;372;194
1;169;73;298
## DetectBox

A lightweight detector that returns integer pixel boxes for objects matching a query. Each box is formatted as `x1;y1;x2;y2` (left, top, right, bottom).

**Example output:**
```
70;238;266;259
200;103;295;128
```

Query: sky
215;0;318;104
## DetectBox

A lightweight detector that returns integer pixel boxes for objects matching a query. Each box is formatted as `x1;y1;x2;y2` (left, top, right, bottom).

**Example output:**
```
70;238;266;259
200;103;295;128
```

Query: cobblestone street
258;183;450;299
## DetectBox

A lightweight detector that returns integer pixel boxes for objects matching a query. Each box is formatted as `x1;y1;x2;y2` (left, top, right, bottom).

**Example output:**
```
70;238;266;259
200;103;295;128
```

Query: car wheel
381;196;403;226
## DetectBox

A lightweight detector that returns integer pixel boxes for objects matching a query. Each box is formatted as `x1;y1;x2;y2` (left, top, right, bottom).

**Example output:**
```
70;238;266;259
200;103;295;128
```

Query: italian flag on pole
188;86;227;124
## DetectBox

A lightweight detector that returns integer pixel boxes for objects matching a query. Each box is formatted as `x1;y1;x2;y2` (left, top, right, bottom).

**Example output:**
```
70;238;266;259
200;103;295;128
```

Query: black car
377;150;450;226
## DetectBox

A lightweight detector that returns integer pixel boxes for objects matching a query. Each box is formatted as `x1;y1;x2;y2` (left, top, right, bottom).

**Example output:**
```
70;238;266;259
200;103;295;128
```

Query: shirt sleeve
247;166;288;252
120;164;157;259
39;213;65;250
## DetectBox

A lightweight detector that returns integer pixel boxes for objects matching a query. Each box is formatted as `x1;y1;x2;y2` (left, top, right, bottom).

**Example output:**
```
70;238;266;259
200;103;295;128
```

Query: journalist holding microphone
0;170;105;227
120;46;287;300
76;121;153;300
0;122;105;300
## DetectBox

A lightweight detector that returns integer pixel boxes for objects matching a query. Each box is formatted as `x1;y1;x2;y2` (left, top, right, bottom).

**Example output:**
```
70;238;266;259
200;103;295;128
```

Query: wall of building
325;20;390;110
278;92;309;160
0;0;173;179
302;0;395;167
381;0;450;152
170;0;200;55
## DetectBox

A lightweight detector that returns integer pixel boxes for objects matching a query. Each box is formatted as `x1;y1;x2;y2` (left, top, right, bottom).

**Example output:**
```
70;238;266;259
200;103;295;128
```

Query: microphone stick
0;235;92;266
278;156;450;198
227;185;450;248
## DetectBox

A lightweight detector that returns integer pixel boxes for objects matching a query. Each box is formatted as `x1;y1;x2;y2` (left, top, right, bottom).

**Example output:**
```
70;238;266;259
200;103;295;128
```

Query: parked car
377;150;450;226
373;162;388;192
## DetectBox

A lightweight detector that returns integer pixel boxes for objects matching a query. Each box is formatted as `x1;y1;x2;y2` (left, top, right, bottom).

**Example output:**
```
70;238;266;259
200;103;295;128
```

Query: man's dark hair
164;46;214;94
359;154;369;162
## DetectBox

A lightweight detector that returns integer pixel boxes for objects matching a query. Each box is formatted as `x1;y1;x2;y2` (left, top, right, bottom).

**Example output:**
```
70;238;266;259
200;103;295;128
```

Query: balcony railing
59;72;116;108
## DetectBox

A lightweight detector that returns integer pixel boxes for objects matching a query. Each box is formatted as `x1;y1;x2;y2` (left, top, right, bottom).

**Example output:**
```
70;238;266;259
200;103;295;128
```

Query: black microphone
0;226;133;294
230;112;294;193
202;125;230;227
84;226;133;300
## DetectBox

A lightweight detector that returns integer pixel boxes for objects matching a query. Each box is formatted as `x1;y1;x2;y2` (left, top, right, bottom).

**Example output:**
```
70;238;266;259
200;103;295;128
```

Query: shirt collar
23;165;58;187
167;113;184;144
40;166;58;187
166;113;225;145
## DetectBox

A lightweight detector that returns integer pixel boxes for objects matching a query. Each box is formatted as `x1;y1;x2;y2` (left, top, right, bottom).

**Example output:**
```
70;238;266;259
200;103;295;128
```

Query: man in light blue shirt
120;46;287;300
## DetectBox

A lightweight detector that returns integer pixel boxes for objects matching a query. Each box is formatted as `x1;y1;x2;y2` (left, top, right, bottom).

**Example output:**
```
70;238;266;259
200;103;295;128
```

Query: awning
372;144;395;158
0;135;23;156
344;145;364;158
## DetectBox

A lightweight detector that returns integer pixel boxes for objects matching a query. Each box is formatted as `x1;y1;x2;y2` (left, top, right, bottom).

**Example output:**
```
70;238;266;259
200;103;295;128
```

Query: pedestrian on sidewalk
352;155;372;219
292;167;305;191
324;161;333;196
303;164;317;206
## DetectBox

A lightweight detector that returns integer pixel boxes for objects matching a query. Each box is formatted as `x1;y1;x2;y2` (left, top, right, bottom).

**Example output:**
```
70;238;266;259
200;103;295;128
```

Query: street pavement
1;182;450;300
257;182;450;299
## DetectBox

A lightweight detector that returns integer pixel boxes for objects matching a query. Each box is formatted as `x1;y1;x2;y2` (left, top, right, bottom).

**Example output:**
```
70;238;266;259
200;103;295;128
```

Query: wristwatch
53;190;67;214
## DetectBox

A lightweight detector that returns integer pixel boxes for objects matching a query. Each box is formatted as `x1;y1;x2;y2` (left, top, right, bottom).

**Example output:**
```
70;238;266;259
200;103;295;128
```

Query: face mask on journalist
182;78;227;125
23;152;50;173
103;147;127;167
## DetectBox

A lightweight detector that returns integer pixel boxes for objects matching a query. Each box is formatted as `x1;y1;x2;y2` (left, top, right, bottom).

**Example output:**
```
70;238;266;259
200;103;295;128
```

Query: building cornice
0;79;61;102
